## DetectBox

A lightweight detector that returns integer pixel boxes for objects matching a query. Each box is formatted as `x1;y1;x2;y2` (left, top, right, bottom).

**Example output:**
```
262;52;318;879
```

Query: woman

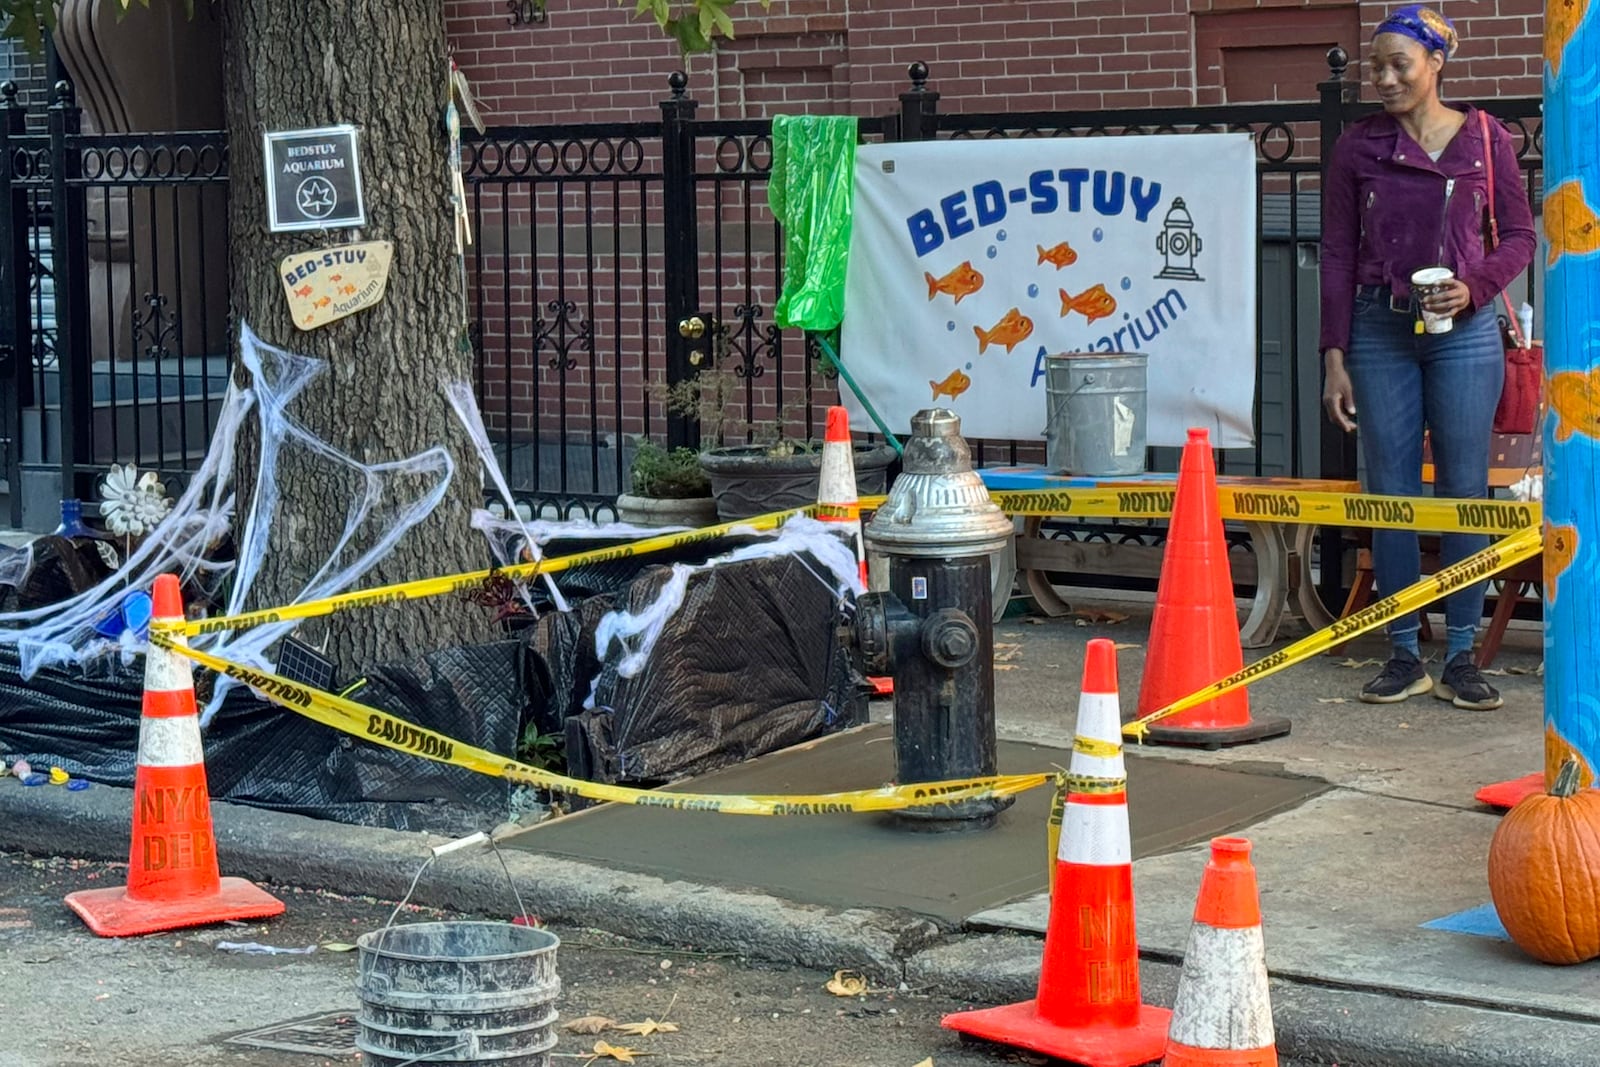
1319;5;1536;709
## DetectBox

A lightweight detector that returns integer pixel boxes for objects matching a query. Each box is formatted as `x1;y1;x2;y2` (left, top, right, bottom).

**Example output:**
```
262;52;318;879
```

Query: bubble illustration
947;321;957;332
1121;277;1132;291
1093;228;1105;243
997;229;1008;241
986;245;999;259
965;362;973;370
1027;283;1040;299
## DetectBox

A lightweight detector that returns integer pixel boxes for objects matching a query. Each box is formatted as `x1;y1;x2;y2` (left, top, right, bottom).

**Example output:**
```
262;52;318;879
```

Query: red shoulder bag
1480;109;1542;436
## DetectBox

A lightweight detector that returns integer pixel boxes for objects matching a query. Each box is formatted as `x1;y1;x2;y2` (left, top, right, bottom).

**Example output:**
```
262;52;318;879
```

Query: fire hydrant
854;409;1015;830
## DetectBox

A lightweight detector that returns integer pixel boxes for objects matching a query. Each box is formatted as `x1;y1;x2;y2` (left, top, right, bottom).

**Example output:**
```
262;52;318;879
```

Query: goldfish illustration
313;296;332;309
1548;366;1600;441
1546;0;1589;76
925;261;985;304
340;284;358;296
1036;241;1078;269
930;368;972;401
1544;180;1600;267
1545;520;1579;605
294;285;313;298
974;307;1034;354
303;314;315;325
1059;283;1118;324
330;274;344;283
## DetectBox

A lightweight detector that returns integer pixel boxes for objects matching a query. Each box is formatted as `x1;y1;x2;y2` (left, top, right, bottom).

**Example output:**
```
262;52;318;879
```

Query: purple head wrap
1374;5;1460;58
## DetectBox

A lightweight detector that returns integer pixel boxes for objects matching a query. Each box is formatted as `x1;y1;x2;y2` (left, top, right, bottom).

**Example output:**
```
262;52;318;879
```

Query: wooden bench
976;467;1355;648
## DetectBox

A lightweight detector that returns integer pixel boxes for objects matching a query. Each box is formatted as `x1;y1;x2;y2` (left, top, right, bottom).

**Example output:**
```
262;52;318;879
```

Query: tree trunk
221;0;495;669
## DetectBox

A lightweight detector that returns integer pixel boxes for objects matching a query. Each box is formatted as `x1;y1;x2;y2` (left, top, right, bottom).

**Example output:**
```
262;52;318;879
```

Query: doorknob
678;316;705;339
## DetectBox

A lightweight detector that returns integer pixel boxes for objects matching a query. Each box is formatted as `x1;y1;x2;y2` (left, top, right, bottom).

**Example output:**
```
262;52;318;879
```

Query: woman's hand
1420;278;1472;319
1323;350;1357;432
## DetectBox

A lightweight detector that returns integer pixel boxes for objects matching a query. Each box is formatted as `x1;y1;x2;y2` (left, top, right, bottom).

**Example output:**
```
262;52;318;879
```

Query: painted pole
1542;0;1600;790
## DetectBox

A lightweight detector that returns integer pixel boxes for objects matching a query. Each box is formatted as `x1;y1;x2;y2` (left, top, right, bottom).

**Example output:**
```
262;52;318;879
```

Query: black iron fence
0;53;1545;539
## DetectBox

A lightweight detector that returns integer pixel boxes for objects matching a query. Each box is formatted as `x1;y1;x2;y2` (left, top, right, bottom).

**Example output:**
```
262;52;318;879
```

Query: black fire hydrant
854;409;1015;830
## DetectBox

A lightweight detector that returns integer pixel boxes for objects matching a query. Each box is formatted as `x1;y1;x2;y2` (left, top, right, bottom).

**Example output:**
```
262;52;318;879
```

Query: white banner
840;135;1257;448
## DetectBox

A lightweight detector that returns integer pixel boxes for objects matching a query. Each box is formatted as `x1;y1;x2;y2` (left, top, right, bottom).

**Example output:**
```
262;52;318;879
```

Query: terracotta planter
614;493;719;529
699;443;898;522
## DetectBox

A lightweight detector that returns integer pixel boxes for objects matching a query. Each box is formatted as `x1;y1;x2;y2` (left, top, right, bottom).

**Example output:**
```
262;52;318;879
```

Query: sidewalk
3;590;1595;1066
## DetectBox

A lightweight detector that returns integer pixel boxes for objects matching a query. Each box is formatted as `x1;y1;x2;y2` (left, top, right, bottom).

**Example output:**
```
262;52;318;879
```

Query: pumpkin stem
1553;757;1584;798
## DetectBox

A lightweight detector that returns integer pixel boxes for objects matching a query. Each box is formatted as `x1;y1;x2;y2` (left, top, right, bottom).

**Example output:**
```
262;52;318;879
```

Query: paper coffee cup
1411;267;1455;334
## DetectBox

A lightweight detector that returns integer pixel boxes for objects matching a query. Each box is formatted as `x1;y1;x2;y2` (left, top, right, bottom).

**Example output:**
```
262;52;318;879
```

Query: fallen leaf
1315;698;1348;705
993;642;1023;662
1072;609;1129;624
993;664;1016;671
1338;657;1381;668
1481;668;1509;676
1508;665;1535;675
614;1019;679;1037
1397;722;1411;729
563;1016;617;1034
826;970;868;997
321;942;357;952
592;1040;643;1062
913;1059;934;1067
1112;642;1141;651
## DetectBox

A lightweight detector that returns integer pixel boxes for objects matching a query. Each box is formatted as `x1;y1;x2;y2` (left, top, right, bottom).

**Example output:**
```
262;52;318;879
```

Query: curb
5;782;1600;1067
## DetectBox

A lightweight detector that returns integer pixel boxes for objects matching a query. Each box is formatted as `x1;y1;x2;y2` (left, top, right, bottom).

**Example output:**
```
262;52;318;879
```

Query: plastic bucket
355;921;561;1066
1044;353;1149;477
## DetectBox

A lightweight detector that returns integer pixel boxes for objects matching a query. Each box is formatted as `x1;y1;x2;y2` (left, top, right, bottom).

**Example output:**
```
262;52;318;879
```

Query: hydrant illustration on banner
841;136;1257;448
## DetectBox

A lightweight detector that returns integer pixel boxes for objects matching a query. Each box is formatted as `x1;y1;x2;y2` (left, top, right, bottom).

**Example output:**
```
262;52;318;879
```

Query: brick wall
446;0;1544;120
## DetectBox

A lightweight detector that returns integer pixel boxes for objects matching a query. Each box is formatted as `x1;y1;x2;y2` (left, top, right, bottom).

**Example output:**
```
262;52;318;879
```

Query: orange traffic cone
818;405;870;590
65;574;285;937
1138;428;1289;747
1162;837;1277;1067
944;639;1171;1067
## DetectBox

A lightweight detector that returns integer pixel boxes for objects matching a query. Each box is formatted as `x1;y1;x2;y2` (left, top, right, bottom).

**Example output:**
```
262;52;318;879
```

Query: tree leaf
593;1040;643;1062
563;1015;618;1034
913;1059;934;1067
825;969;868;996
614;1018;679;1036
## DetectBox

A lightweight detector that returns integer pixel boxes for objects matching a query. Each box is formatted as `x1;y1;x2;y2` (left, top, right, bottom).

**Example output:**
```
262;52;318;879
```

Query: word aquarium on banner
840;136;1257;448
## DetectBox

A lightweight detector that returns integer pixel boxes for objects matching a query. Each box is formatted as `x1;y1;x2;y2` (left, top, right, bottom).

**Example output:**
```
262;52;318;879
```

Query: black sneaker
1434;651;1504;710
1360;650;1432;704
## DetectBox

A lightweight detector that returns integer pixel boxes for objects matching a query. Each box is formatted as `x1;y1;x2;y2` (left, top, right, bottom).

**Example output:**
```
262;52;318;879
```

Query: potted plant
616;440;719;528
665;365;897;523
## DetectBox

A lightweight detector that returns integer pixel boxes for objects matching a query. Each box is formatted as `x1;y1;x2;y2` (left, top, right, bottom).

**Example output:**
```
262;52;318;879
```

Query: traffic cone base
945;1000;1171;1067
1475;772;1543;810
1161;1043;1277;1067
1143;714;1290;749
66;877;285;939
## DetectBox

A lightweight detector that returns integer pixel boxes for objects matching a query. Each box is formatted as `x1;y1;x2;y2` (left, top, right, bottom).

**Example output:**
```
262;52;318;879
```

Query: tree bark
221;0;495;669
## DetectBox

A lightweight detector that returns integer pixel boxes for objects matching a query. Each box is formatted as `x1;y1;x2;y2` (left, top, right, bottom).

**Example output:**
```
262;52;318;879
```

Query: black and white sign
263;125;366;233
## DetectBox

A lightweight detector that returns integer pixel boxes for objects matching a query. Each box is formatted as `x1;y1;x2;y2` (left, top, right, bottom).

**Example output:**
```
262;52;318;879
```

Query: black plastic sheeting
1;532;862;826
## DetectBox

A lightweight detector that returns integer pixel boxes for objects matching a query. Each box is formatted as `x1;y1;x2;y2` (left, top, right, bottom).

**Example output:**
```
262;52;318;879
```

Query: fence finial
907;62;930;91
0;82;16;107
1326;46;1349;81
51;80;74;107
668;70;688;98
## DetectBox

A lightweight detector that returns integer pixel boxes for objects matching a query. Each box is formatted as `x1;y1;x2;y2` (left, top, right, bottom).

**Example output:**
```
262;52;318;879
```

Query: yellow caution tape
1122;524;1544;740
1061;773;1127;795
987;487;1539;535
182;506;815;639
1072;735;1122;759
151;627;1049;816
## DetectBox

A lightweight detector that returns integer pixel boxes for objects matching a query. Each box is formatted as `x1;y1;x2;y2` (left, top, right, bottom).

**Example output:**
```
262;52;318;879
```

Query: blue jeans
1345;287;1504;647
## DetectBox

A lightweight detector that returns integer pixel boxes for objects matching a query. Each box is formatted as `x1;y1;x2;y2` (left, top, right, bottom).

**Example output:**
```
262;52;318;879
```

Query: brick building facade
445;0;1544;123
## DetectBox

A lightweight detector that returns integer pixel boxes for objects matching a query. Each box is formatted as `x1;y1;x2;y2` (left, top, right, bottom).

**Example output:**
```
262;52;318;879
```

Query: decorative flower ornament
98;463;172;538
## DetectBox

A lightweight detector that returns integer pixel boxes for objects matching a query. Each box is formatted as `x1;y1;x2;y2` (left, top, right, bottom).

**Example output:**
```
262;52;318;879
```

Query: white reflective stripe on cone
1057;798;1132;866
818;441;858;505
1167;923;1275;1050
1069;691;1125;779
143;639;194;694
136;715;206;768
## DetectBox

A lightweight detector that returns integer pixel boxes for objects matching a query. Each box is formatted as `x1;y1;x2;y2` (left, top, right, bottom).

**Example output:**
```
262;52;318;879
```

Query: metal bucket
1044;352;1149;476
355;921;561;1066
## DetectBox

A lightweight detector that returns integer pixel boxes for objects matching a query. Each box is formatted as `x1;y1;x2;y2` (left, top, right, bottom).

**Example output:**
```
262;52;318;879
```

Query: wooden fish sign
279;241;394;331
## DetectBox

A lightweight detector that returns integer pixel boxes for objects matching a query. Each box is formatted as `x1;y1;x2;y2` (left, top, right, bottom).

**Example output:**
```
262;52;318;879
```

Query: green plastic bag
769;114;858;333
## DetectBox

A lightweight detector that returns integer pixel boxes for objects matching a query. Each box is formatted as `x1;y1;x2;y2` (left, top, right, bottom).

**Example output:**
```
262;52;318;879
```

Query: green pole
814;333;904;456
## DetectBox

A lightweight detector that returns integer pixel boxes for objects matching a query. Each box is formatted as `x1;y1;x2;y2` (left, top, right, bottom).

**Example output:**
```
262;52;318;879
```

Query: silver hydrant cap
865;408;1014;557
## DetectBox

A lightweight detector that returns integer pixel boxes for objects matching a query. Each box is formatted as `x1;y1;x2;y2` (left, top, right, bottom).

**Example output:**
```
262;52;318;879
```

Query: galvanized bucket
1044;352;1149;477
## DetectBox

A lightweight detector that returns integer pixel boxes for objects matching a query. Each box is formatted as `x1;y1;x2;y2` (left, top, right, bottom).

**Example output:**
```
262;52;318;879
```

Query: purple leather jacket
1318;104;1537;354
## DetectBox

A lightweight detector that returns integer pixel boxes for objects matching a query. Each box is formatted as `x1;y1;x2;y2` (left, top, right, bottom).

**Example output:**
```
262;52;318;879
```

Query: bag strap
1478;109;1528;347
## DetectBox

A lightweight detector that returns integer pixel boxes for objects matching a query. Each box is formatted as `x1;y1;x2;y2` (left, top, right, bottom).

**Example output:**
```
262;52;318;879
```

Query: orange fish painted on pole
1546;0;1589;77
930;368;972;401
1036;241;1078;269
974;308;1034;354
1545;520;1579;605
1548;366;1600;442
925;261;985;304
1059;283;1118;324
1544;181;1600;266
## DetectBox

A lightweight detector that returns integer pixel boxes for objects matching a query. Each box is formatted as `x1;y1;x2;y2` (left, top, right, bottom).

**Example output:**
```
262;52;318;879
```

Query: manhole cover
224;1011;357;1056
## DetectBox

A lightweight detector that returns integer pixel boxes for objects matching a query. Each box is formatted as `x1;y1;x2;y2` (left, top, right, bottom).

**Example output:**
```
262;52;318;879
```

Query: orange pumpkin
1488;758;1600;965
